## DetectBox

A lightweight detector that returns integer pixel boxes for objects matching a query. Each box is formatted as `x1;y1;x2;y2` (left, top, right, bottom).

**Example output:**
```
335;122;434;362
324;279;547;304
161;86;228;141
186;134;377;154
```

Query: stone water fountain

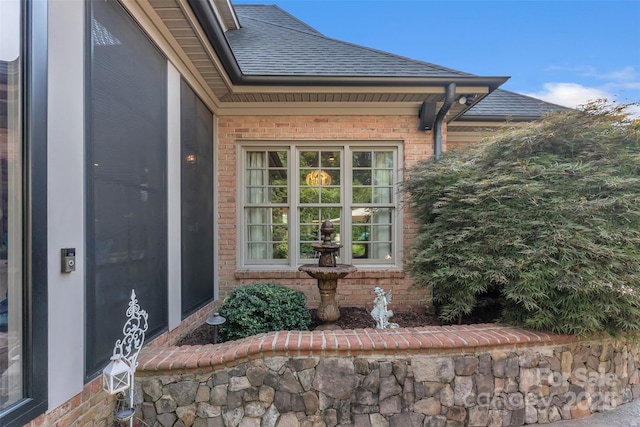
299;220;357;326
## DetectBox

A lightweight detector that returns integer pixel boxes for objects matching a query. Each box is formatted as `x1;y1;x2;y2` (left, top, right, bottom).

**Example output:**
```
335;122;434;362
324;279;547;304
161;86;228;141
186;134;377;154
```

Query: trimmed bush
218;283;311;341
404;100;640;336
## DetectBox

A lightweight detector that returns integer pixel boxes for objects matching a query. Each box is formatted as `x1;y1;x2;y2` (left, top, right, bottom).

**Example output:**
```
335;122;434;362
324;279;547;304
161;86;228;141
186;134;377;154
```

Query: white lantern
102;355;131;395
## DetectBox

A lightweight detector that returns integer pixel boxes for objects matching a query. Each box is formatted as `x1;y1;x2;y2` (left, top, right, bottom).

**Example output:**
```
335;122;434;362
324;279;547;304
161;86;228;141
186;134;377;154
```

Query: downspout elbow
433;83;457;160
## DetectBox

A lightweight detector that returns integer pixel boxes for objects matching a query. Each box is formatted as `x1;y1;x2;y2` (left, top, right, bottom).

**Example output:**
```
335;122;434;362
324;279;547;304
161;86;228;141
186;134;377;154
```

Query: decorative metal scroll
112;290;148;372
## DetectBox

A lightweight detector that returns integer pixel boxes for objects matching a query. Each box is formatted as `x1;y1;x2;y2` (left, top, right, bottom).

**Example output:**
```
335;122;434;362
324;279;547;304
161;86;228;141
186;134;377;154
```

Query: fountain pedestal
298;264;357;323
298;220;357;325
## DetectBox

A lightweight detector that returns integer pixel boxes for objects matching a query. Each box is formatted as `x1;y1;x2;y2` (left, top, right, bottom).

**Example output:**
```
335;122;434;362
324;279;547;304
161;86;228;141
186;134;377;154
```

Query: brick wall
217;115;441;311
24;377;114;427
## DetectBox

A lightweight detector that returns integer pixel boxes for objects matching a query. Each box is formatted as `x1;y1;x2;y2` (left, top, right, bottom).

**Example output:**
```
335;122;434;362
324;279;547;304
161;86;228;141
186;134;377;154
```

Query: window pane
300;207;319;225
370;210;393;261
325;169;340;186
244;151;290;262
272;208;288;224
373;208;393;223
86;0;167;377
180;80;214;316
246;208;289;261
373;188;392;204
301;169;333;187
247;170;264;186
0;0;23;408
374;151;393;168
247;242;268;259
352;187;372;204
247;151;287;205
353;170;371;185
272;243;288;259
353;151;371;167
269;187;287;204
351;146;396;264
269;151;287;168
299;208;341;260
268;169;287;185
374;170;392;186
320;187;340;203
323;207;341;223
373;243;392;260
246;187;265;204
300;186;319;204
299;151;319;168
353;225;371;242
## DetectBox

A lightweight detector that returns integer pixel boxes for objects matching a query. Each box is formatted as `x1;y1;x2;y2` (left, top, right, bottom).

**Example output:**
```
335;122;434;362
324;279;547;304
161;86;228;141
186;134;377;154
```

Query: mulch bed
176;304;501;346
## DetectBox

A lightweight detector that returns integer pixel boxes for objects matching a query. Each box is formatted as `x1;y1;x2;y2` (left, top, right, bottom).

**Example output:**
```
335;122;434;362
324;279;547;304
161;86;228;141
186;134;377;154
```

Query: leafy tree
405;100;640;336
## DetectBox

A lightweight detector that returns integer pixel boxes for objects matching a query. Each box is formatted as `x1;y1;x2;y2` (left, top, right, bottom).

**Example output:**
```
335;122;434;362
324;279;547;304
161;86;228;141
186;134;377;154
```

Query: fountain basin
298;264;357;280
299;264;357;324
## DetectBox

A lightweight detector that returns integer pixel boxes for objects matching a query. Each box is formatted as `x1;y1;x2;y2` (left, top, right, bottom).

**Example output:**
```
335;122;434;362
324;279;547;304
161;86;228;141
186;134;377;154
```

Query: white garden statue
370;286;399;329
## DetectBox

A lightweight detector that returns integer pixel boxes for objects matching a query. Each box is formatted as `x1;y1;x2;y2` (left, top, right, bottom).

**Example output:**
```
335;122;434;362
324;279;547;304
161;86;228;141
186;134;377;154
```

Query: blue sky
232;0;640;113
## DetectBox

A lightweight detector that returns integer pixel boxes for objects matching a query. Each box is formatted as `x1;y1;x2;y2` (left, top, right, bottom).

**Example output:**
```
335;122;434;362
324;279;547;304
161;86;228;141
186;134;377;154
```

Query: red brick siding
217;115;439;311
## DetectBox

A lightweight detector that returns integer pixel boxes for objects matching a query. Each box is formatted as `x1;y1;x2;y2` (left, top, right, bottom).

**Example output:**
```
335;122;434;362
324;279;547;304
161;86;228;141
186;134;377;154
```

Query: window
0;1;23;408
180;80;214;316
240;143;401;268
0;0;48;424
85;0;167;379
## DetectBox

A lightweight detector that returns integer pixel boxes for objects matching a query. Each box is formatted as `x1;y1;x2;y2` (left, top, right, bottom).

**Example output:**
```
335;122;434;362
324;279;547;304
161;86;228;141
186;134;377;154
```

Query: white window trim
236;141;404;271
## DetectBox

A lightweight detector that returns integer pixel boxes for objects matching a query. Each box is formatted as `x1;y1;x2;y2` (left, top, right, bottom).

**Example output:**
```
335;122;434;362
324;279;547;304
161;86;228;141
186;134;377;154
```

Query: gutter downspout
433;83;456;160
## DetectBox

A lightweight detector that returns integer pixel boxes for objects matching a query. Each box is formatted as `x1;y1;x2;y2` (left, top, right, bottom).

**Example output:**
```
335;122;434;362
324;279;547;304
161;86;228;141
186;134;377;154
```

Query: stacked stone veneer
133;325;640;427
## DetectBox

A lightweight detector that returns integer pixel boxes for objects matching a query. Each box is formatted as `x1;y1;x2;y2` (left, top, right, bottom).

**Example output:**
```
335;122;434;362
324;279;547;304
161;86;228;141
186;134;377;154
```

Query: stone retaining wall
134;325;640;427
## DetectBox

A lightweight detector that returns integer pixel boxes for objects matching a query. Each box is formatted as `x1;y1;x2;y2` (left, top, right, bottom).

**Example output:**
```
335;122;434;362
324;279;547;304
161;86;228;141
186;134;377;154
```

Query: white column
167;63;182;329
47;0;85;410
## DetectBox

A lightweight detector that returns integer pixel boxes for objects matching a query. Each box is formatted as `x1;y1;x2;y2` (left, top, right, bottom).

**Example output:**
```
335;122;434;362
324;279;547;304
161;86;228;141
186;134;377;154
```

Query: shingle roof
224;4;568;119
462;89;569;119
228;4;472;77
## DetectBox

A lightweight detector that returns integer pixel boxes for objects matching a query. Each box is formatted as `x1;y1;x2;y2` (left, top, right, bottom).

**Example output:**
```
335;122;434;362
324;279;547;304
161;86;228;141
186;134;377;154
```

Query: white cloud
524;82;610;109
600;66;637;83
543;65;638;85
525;82;640;118
625;104;640;119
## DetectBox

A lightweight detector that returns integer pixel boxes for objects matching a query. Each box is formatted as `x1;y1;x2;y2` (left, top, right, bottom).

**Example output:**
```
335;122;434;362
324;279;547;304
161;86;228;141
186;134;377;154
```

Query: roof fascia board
176;0;236;92
234;75;509;94
230;85;491;95
210;0;240;31
188;0;244;81
121;0;222;111
187;0;509;92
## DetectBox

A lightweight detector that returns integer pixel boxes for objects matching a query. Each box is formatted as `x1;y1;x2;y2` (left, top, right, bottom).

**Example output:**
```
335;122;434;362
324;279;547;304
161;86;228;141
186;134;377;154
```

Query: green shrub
404;100;640;336
218;283;311;341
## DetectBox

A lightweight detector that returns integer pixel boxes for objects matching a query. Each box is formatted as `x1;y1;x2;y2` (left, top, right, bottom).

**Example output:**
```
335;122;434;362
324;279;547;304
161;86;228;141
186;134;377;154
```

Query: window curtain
247;152;267;259
372;152;393;260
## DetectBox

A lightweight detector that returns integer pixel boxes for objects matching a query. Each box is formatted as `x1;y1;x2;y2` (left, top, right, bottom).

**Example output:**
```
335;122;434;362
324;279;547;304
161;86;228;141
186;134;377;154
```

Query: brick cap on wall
137;324;580;375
